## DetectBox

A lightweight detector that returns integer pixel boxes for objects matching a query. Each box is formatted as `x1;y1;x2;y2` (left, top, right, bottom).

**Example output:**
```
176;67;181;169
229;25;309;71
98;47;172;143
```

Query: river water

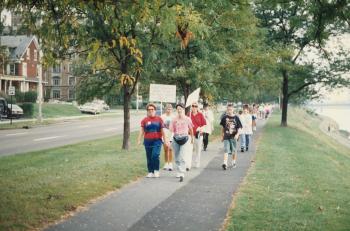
307;104;350;132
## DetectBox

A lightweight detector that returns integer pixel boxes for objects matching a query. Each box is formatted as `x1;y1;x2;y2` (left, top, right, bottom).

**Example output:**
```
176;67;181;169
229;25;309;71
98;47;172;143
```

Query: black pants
203;133;209;149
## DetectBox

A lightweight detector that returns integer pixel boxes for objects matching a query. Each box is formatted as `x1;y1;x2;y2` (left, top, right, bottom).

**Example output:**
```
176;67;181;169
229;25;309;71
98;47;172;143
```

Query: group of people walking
137;102;213;182
138;101;266;182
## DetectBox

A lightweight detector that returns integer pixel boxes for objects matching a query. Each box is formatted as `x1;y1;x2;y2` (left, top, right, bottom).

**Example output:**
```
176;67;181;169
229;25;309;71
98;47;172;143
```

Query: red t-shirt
189;112;206;134
141;116;164;142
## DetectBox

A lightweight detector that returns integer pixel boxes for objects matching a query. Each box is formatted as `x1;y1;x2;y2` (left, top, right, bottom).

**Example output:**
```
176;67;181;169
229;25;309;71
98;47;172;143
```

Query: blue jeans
240;134;252;148
223;139;237;155
145;145;162;173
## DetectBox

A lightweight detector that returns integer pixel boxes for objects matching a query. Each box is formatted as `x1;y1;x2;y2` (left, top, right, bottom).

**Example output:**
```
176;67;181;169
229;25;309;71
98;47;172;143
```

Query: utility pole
37;50;43;122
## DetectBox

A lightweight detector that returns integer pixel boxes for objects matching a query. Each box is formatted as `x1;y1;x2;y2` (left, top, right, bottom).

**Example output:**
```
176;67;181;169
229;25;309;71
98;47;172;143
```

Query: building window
69;89;75;100
52;64;61;73
34;49;37;61
52;76;60;86
52;90;60;99
69;76;75;86
9;64;18;75
26;48;30;59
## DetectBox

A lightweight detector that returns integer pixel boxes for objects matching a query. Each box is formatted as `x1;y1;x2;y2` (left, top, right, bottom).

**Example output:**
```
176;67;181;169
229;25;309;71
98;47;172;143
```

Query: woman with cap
137;103;169;178
169;103;194;182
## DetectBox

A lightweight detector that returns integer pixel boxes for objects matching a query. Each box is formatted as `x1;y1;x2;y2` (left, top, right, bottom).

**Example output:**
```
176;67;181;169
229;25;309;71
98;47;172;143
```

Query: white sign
8;86;15;96
185;88;201;107
149;84;176;103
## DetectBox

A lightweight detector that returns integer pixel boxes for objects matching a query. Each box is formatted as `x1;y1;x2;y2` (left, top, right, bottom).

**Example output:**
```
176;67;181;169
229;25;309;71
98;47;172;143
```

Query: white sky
0;10;12;26
300;33;350;104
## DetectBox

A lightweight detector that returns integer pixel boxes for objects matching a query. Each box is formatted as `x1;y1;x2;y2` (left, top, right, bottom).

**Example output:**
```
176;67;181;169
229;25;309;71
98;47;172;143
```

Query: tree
5;0;162;150
255;0;350;126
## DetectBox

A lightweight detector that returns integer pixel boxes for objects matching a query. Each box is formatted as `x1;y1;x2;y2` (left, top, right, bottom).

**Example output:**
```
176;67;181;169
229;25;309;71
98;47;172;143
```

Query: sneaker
168;163;173;171
154;171;160;178
222;164;227;170
163;163;169;170
241;147;245;152
176;173;181;178
146;172;154;178
179;176;184;182
246;147;248;151
186;168;190;171
232;163;237;168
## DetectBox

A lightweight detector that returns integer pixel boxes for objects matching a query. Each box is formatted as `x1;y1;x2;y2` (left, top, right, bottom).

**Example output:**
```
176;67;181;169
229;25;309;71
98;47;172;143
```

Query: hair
175;103;185;109
227;103;233;108
146;103;157;110
165;103;173;109
243;104;249;110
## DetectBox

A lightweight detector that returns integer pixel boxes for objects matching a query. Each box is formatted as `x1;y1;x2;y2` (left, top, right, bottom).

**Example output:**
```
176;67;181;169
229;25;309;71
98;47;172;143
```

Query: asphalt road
0;114;145;157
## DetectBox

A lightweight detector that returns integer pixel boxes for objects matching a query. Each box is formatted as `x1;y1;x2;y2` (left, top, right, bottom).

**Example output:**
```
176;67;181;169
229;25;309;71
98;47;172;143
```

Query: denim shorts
223;139;237;155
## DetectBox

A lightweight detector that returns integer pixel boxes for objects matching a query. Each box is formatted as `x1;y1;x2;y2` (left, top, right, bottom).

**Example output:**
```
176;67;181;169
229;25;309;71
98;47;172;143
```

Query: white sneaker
176;173;182;178
146;172;154;178
168;163;173;171
163;163;169;170
154;171;160;178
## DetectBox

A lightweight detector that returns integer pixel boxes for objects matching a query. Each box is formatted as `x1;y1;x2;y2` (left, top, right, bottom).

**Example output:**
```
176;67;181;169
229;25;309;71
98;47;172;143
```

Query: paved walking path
46;120;267;231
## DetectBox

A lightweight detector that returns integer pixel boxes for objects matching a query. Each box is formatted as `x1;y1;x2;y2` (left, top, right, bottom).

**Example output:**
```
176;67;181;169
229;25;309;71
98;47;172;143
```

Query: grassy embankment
225;108;350;231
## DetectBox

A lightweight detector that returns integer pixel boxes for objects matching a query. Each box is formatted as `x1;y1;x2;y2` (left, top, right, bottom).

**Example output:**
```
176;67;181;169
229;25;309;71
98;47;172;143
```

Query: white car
92;100;110;111
79;103;103;115
7;104;24;118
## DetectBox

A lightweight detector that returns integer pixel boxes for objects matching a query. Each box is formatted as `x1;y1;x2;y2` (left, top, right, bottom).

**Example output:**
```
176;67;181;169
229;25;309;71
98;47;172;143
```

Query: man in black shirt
219;103;243;170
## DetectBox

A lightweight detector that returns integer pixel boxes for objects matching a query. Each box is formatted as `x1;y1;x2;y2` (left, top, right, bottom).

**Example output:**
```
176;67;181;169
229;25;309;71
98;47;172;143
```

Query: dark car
0;97;9;120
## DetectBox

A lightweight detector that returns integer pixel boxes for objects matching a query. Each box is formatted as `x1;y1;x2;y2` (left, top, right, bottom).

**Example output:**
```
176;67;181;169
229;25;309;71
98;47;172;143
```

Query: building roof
0;35;39;60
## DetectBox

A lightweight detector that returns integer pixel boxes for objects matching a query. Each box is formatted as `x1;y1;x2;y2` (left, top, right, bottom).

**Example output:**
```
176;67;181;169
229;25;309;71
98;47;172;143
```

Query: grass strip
226;108;350;231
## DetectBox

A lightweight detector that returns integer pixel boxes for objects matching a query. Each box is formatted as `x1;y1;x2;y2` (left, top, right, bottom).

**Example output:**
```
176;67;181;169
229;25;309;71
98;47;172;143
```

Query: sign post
8;86;15;125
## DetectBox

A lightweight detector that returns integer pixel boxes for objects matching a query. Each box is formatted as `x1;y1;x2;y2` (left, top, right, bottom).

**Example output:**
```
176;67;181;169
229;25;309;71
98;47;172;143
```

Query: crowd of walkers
137;102;271;182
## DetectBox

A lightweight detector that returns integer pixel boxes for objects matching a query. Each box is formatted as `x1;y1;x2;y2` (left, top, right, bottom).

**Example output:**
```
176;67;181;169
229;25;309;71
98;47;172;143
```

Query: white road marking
34;136;62;142
5;132;28;137
104;127;119;132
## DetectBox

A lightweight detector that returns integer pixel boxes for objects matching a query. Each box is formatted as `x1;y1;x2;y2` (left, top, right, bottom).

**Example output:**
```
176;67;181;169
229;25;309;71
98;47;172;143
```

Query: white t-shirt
161;113;175;140
240;113;253;135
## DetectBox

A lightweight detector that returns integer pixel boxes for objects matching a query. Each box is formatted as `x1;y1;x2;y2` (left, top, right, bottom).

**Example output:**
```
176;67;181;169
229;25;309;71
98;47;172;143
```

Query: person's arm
235;117;243;140
221;127;225;142
189;127;194;144
161;128;170;146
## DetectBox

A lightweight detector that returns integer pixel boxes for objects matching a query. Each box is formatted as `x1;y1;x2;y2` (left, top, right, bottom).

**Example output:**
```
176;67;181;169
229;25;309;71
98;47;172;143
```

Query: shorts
223;139;237;155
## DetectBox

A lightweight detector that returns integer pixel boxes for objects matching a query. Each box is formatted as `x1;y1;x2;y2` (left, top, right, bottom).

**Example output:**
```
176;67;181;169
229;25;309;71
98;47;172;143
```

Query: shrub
24;91;37;103
19;103;34;118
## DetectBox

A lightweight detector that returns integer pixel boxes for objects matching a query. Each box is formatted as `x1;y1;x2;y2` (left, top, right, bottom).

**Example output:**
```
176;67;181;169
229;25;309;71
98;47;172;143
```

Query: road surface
0;114;144;157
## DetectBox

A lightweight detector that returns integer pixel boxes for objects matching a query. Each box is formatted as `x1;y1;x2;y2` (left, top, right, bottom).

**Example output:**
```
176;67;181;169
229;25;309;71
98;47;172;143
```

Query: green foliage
18;103;34;117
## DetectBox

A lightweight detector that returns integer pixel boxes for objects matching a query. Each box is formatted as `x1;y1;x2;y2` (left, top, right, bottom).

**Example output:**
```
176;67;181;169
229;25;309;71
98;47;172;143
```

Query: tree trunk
122;85;131;150
184;83;190;114
281;70;289;127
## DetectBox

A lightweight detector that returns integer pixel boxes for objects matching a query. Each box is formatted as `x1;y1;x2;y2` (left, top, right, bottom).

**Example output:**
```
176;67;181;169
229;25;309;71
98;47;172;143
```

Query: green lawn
0;132;146;230
226;108;350;231
33;103;81;118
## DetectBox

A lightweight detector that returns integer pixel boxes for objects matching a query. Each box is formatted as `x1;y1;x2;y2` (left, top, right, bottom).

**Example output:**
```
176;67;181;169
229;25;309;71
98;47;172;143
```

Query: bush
24;91;37;103
19;103;34;118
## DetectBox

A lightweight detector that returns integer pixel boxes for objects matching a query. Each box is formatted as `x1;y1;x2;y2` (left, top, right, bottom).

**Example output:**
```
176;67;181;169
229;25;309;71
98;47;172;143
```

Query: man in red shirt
187;102;206;169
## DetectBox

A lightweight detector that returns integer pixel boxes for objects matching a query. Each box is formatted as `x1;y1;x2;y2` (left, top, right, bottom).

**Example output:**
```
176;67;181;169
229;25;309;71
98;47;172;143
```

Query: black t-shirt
220;114;242;140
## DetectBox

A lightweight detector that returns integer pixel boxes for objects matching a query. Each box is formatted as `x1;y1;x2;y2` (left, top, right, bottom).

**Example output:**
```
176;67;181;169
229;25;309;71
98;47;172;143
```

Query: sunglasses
191;105;198;108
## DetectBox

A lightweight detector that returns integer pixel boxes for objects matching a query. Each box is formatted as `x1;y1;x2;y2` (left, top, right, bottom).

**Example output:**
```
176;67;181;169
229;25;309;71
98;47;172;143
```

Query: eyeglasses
191;105;198;108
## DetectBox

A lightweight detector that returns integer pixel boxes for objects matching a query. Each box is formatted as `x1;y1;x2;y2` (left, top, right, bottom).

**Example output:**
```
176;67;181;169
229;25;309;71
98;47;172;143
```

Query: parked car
92;99;110;110
79;102;103;114
7;104;24;119
0;97;8;120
